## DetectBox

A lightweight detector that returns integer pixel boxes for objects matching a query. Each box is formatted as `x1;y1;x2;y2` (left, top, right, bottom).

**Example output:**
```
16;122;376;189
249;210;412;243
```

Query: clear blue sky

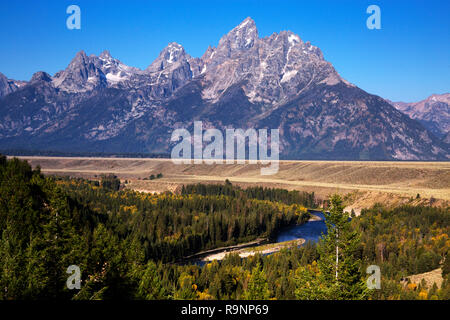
0;0;448;102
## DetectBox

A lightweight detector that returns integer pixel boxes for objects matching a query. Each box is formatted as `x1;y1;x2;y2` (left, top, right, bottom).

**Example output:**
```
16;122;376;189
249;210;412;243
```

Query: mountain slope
0;72;26;98
0;17;448;160
391;93;449;139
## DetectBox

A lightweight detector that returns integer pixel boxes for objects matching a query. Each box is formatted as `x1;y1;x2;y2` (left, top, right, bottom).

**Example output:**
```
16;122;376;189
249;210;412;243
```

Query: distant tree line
0;149;170;158
181;182;316;208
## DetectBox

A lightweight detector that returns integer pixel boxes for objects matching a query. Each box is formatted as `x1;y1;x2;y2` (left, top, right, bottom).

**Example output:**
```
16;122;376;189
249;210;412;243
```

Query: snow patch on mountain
281;70;298;83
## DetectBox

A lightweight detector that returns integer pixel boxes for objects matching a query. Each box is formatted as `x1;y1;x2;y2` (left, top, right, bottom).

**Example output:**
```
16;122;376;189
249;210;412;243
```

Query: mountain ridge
390;93;449;139
0;17;448;160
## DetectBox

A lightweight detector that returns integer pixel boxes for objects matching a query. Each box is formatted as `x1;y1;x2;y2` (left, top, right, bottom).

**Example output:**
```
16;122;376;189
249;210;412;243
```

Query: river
186;210;327;265
275;210;327;244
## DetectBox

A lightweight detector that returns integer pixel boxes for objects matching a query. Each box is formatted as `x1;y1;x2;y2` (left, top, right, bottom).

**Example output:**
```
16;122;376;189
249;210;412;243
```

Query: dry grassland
14;156;450;210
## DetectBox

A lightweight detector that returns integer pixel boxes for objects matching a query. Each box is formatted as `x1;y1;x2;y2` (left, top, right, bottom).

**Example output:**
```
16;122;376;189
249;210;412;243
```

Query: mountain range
0;17;448;160
390;94;449;139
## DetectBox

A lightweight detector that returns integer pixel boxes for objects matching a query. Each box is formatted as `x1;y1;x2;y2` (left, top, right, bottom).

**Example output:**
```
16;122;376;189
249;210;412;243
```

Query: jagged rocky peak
217;17;259;56
99;49;112;59
428;93;450;104
143;42;197;96
51;50;143;91
276;30;302;45
52;50;107;92
197;46;216;75
0;72;18;97
147;42;189;73
202;46;215;60
98;50;125;66
97;50;140;84
98;50;116;66
0;72;27;97
30;71;52;83
201;17;341;104
392;93;450;138
264;30;324;62
70;50;90;67
0;18;447;160
61;50;95;74
201;45;217;65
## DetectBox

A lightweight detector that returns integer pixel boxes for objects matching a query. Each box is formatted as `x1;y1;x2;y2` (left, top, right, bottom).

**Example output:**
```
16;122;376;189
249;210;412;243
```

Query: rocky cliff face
0;17;448;160
0;72;26;98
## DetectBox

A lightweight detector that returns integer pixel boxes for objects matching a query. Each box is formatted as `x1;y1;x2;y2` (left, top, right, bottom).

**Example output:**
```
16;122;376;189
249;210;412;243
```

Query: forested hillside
60;177;310;262
0;156;448;300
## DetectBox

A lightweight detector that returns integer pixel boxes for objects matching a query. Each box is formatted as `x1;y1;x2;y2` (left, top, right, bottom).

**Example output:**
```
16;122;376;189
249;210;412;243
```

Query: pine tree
319;194;367;299
244;263;270;300
296;194;368;299
136;261;166;299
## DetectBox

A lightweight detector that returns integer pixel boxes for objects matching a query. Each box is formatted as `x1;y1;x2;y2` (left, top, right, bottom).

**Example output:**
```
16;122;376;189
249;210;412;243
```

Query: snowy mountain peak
288;33;301;44
165;42;185;64
217;17;258;55
51;50;142;92
0;19;448;161
146;42;189;73
236;17;256;30
99;50;112;59
97;52;139;85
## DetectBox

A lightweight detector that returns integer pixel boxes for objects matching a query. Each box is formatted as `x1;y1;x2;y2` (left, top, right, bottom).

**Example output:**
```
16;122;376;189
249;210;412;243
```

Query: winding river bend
276;210;327;244
187;210;327;265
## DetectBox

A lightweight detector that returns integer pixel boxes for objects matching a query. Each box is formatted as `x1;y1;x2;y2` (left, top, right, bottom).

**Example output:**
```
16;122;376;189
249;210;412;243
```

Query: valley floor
13;156;450;210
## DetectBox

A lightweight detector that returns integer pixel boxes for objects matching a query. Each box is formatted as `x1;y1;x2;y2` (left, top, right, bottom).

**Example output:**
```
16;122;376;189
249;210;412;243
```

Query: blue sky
0;0;448;102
